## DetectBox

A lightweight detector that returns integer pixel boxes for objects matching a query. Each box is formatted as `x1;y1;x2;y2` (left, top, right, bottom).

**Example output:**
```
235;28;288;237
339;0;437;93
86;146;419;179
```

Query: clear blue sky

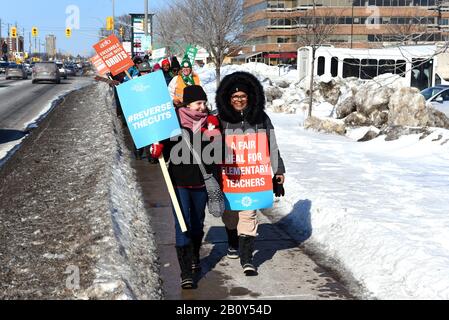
0;0;165;56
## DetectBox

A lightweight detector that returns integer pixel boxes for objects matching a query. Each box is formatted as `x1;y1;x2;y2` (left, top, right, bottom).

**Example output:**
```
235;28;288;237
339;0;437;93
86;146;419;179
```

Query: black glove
273;176;285;197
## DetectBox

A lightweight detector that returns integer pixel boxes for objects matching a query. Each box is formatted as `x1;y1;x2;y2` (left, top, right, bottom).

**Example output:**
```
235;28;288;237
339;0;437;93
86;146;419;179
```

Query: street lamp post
112;0;115;35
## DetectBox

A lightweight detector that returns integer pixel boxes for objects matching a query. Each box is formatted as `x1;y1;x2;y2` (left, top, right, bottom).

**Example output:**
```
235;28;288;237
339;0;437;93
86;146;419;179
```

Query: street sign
93;34;134;76
32;27;38;37
141;35;152;52
130;13;153;57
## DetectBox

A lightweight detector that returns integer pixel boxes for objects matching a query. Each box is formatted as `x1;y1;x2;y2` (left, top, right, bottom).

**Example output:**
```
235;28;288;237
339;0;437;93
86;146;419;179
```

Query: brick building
241;0;449;65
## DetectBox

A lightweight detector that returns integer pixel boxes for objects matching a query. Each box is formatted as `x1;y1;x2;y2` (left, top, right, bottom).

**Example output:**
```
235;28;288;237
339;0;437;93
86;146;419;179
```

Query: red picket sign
90;54;109;76
93;34;134;76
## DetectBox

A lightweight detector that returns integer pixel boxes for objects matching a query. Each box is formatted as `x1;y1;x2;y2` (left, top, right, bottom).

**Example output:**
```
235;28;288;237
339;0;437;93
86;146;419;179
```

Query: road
0;74;93;161
0;75;93;131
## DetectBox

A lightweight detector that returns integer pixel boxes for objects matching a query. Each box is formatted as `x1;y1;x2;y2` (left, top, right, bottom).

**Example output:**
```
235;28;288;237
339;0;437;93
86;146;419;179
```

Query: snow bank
77;83;163;300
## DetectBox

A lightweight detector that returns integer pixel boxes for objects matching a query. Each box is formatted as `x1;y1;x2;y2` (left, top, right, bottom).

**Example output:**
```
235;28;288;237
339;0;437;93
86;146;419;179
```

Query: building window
343;59;360;78
317;56;326;76
331;57;338;77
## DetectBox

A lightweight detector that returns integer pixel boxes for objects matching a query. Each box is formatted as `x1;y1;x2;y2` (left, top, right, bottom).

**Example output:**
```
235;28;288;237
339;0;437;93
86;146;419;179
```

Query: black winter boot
175;244;195;289
225;228;239;259
239;235;257;276
191;234;204;273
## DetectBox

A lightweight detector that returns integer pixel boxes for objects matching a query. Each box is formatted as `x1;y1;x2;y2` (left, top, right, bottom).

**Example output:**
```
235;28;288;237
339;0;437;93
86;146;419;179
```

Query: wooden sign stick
158;154;187;232
124;70;133;80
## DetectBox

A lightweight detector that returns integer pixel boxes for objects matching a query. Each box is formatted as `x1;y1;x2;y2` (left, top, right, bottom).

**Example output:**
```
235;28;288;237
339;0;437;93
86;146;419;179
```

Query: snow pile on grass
268;112;449;299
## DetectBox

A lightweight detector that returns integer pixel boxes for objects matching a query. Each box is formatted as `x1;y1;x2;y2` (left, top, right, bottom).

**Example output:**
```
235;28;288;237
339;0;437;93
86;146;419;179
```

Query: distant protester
168;58;201;107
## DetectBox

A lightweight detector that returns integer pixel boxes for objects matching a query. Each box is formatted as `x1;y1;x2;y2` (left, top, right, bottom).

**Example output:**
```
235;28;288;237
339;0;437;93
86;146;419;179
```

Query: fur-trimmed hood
216;71;266;125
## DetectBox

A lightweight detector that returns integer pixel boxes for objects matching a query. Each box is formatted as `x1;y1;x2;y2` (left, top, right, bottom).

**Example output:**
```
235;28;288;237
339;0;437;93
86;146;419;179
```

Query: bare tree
296;3;337;118
154;6;189;56
171;0;244;87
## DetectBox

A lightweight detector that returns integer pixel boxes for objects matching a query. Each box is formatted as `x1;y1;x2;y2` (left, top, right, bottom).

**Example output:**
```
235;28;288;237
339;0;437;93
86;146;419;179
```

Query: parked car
0;61;9;74
56;62;68;79
5;64;28;80
421;86;449;117
32;62;61;84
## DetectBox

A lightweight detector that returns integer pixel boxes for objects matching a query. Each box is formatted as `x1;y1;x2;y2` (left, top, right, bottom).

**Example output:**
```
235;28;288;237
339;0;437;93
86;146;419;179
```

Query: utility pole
15;22;18;53
112;0;115;35
0;18;2;43
144;0;149;36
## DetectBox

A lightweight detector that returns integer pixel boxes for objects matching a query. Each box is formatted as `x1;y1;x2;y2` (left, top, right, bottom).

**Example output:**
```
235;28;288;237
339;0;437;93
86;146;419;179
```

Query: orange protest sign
93;35;134;76
221;132;274;210
90;54;109;76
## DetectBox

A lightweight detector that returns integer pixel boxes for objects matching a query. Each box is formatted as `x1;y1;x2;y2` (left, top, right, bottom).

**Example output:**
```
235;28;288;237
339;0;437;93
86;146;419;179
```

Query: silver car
5;64;28;80
32;62;61;84
421;86;449;117
56;62;68;80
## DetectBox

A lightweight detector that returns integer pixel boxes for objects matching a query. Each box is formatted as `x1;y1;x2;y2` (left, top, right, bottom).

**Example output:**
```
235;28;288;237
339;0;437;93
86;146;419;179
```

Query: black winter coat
216;71;286;175
162;111;218;187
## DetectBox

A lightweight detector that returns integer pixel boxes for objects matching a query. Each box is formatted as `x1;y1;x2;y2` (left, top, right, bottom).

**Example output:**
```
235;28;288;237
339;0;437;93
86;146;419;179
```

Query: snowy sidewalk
0;83;162;299
268;112;449;299
128;143;354;300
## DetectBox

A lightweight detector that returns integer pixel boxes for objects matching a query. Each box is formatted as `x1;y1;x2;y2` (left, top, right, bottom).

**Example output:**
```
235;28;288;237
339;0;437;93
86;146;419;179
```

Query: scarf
181;73;195;86
178;107;207;132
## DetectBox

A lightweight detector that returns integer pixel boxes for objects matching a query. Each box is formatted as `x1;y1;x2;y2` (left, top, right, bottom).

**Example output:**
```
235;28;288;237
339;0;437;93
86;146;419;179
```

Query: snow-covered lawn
270;112;449;299
199;62;449;299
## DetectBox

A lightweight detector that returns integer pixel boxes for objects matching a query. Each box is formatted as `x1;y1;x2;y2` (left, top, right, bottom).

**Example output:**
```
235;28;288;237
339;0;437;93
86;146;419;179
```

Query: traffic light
65;27;72;38
32;27;38;37
11;27;17;38
106;16;114;31
119;26;125;38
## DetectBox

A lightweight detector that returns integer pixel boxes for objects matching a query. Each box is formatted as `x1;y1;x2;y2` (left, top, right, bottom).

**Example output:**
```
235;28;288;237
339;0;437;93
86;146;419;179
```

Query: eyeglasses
231;95;248;101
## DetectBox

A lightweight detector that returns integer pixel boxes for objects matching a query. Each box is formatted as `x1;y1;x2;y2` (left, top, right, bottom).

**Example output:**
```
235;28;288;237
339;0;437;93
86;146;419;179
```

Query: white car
421;86;449;117
56;62;68;80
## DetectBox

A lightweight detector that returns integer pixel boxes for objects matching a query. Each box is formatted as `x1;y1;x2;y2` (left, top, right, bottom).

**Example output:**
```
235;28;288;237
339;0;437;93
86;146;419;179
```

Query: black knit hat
183;85;208;105
228;82;250;95
171;56;181;70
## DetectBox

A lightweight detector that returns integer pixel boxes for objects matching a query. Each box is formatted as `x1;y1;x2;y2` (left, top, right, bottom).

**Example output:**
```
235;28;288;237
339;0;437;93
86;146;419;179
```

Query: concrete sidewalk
130;146;354;300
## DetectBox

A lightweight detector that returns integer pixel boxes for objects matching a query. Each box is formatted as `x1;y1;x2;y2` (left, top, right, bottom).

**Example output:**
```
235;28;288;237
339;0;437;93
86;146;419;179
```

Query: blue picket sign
117;71;181;149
